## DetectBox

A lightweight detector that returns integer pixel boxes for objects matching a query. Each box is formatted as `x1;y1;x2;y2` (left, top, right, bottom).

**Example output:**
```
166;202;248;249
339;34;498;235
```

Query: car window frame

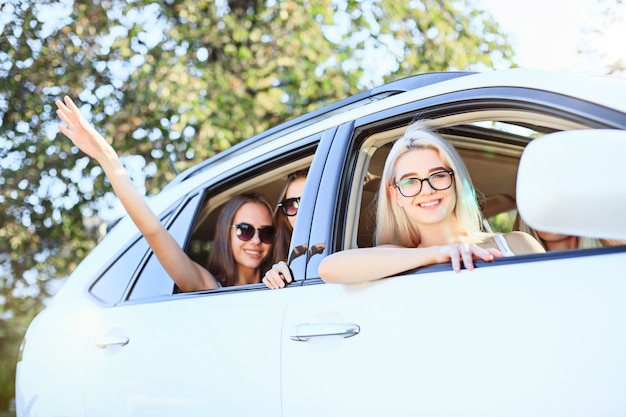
112;133;324;304
86;209;176;306
303;86;626;283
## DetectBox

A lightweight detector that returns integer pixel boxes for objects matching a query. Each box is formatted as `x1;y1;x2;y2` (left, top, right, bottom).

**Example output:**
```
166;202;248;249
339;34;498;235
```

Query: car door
281;86;626;416
83;194;293;417
81;125;326;416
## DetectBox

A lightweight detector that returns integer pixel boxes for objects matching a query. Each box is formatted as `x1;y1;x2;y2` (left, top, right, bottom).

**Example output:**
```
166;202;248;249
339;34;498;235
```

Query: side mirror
517;129;626;240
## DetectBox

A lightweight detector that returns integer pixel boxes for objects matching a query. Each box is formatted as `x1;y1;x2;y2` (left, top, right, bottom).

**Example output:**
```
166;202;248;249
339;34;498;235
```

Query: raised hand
56;96;112;162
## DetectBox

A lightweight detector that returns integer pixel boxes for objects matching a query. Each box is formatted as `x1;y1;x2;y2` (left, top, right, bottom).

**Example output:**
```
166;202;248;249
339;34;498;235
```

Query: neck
235;266;260;285
417;219;468;248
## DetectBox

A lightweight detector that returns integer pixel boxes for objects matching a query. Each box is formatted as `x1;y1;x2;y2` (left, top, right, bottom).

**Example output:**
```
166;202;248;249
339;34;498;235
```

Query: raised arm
56;96;218;291
318;243;501;284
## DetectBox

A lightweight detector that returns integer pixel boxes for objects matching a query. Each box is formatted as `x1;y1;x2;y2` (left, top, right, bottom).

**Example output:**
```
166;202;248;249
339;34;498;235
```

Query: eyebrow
397;166;449;180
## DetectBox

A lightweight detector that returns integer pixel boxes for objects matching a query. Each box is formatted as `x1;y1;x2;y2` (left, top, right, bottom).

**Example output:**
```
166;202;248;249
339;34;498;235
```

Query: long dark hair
207;193;275;287
273;169;308;263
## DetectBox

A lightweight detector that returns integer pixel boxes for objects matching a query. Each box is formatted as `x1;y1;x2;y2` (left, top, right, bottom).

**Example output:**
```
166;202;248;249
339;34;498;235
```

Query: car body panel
282;251;626;416
83;289;294;416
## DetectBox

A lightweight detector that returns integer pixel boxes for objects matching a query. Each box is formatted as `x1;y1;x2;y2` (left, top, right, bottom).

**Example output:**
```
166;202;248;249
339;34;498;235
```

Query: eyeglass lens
395;170;454;197
232;223;275;244
279;197;300;216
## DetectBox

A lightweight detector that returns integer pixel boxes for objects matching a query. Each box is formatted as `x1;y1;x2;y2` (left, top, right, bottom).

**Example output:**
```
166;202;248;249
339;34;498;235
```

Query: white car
16;69;626;417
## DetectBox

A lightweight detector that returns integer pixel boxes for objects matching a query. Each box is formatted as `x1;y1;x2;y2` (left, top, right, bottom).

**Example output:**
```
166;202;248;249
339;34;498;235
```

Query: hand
262;261;294;289
56;96;111;161
434;243;502;273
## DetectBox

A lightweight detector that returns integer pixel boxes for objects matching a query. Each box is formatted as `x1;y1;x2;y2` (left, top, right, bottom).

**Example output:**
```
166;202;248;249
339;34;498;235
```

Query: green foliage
0;0;515;410
488;210;517;233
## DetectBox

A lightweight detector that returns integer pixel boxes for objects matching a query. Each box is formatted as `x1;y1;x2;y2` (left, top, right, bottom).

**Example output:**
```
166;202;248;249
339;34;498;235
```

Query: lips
244;248;263;258
418;199;442;208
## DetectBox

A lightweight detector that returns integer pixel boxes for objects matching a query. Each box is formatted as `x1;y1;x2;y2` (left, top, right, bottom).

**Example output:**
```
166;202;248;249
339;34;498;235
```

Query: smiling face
230;201;273;280
390;148;457;227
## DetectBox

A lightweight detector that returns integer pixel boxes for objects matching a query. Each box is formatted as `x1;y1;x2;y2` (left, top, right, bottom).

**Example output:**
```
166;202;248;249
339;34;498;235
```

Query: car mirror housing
517;129;626;240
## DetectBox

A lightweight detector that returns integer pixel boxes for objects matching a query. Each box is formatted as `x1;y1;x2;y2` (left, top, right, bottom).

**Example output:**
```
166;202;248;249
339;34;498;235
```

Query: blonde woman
319;122;544;284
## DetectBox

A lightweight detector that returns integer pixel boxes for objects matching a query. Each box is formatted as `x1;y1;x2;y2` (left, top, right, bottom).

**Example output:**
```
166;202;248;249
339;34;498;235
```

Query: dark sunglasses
231;223;275;244
277;197;301;216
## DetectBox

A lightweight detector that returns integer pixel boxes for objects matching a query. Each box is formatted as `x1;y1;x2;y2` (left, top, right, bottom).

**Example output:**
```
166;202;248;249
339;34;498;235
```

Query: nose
250;230;262;243
419;178;436;194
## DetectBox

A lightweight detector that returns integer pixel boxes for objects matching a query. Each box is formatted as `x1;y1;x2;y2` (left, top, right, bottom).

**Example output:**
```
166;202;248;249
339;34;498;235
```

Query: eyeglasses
231;223;275;244
395;170;454;197
277;197;300;216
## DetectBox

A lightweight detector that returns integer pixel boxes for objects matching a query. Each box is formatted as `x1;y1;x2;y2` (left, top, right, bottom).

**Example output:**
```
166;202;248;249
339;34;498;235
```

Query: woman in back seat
517;217;624;251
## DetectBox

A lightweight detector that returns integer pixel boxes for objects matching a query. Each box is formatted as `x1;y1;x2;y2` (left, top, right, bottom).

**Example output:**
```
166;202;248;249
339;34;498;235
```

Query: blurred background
1;0;624;413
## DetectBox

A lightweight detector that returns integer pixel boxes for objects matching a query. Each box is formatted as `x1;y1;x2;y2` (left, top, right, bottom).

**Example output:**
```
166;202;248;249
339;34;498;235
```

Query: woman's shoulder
501;231;546;255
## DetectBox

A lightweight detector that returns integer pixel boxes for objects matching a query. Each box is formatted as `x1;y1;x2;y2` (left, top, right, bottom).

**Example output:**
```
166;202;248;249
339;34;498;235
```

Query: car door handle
289;323;360;342
95;336;130;348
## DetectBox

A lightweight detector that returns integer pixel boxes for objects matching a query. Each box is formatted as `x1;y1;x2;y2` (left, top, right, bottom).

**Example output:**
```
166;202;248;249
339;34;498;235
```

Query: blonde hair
375;122;484;247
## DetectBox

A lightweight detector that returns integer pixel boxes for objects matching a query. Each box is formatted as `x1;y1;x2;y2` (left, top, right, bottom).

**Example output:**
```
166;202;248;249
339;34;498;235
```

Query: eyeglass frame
277;197;301;216
231;223;275;244
394;170;455;197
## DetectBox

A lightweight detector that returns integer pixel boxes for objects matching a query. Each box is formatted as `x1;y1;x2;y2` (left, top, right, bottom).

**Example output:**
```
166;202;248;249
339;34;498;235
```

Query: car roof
167;69;626;188
120;69;626;231
166;71;476;188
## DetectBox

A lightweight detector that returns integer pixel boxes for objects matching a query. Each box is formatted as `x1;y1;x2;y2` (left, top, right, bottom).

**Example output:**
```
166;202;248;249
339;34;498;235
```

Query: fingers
63;95;79;111
55;97;78;137
57;123;72;140
439;243;499;273
483;247;504;258
262;262;294;289
460;242;475;271
262;272;289;289
448;245;462;273
55;100;71;126
56;96;82;125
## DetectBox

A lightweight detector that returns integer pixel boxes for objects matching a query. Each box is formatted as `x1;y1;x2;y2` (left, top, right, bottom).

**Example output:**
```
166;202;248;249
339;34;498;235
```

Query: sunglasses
231;223;275;244
278;197;301;216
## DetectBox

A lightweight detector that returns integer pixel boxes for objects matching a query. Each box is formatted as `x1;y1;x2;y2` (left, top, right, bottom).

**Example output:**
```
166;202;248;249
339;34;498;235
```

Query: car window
88;212;173;306
182;153;316;291
126;194;202;301
115;139;320;300
339;98;625;255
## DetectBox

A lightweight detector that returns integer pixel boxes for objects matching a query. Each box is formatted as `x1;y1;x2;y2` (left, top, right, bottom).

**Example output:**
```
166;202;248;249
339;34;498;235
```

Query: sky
479;0;626;75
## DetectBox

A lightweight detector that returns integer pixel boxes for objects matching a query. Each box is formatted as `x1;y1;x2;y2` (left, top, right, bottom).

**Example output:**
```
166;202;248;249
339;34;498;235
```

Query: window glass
127;194;201;301
89;236;150;305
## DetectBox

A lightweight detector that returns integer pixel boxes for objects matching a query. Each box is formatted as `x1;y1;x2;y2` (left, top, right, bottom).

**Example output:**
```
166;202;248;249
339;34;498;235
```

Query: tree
0;0;514;410
579;0;626;75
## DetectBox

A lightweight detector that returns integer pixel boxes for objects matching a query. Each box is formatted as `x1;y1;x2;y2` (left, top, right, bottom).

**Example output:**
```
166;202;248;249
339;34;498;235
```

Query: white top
493;233;515;257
